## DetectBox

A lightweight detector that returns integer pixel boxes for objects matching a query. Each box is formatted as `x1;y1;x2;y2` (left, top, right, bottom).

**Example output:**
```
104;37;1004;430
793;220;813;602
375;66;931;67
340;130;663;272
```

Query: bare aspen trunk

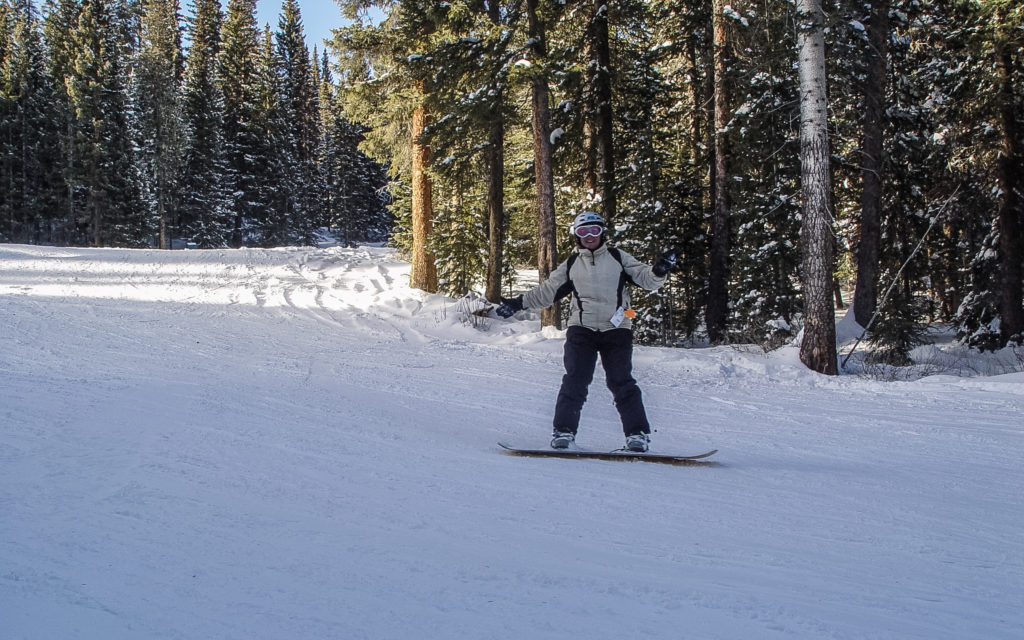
706;0;731;344
852;0;889;327
527;0;559;327
410;95;438;293
797;0;838;374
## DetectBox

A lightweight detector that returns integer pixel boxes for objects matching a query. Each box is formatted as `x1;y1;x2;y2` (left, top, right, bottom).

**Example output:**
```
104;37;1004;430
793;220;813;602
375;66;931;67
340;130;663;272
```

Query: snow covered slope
2;244;1022;639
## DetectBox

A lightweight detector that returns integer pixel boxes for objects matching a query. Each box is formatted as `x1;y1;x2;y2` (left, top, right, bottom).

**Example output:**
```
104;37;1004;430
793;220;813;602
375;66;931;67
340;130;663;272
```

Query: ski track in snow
1;244;1022;640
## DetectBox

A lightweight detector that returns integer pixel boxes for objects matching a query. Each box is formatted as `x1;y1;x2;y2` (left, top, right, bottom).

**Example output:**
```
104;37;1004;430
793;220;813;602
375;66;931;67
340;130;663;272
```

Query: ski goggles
574;224;605;238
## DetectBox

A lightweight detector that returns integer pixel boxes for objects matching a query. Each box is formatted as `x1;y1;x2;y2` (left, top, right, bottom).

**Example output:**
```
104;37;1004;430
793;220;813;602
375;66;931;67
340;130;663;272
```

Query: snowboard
498;442;719;467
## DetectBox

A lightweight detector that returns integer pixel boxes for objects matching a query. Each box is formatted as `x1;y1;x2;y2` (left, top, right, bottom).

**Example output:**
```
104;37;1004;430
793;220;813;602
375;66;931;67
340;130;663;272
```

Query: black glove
496;295;524;318
652;251;677;277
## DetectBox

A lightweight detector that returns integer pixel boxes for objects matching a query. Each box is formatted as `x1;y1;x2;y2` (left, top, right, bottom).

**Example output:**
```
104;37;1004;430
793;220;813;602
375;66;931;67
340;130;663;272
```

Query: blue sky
214;1;349;53
254;0;346;51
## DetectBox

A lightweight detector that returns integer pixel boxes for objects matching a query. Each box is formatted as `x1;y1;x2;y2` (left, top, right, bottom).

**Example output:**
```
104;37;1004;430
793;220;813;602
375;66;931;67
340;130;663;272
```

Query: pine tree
333;1;415;254
334;0;440;290
42;0;85;243
635;0;712;343
863;3;937;362
67;0;148;247
991;2;1023;342
344;1;527;296
252;24;289;246
405;0;518;299
525;0;559;327
218;0;262;247
583;0;616;223
180;0;230;247
723;0;801;347
316;50;389;246
1;0;16;240
135;0;185;248
275;0;320;245
943;0;1024;348
850;0;890;327
405;4;443;294
607;0;679;343
705;0;734;344
480;0;508;303
0;1;10;57
1;0;62;243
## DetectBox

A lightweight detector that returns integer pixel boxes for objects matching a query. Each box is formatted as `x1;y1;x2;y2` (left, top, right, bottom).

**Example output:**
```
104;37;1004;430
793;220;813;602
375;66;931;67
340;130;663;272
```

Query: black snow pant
552;326;651;437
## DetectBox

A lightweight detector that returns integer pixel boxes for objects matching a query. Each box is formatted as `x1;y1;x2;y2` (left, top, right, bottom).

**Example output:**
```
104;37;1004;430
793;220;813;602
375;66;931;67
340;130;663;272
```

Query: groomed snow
2;244;1022;639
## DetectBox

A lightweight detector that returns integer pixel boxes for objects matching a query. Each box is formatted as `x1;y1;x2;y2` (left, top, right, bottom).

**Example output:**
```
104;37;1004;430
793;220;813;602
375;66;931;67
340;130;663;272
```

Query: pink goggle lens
574;224;604;238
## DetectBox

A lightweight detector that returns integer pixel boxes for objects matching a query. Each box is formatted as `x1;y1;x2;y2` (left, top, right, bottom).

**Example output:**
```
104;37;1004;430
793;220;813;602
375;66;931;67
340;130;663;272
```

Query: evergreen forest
0;0;391;252
2;0;1022;366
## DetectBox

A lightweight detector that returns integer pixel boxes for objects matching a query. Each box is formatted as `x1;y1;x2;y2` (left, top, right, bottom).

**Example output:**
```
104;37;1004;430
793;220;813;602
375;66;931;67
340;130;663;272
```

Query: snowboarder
496;211;676;452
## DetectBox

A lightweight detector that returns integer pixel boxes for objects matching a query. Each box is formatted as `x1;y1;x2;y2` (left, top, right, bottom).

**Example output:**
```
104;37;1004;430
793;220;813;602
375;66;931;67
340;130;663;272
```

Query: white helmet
572;211;606;233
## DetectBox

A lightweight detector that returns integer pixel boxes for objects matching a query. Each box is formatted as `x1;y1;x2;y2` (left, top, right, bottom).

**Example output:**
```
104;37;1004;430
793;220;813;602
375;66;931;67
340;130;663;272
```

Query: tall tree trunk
410;88;438;293
584;0;616;222
527;0;559;327
484;0;505;303
66;119;75;244
484;97;505;302
160;198;168;249
706;0;731;344
685;35;704;166
995;8;1023;343
852;0;889;327
797;0;838;374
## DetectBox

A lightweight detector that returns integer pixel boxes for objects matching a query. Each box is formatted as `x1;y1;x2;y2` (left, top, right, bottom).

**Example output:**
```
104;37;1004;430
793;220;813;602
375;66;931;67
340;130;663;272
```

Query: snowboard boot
550;431;576;449
625;433;650;453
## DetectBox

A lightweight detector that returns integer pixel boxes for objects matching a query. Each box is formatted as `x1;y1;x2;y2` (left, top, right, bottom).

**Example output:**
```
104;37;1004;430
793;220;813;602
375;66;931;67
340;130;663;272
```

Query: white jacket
521;244;666;332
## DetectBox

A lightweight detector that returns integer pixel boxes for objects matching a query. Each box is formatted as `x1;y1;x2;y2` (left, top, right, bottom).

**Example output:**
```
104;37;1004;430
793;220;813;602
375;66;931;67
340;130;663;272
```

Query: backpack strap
553;253;581;321
607;247;634;311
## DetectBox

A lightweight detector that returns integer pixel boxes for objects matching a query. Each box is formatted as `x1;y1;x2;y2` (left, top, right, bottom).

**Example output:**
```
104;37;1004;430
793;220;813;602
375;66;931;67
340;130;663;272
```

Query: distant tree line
3;0;1022;367
0;0;391;250
334;0;1022;365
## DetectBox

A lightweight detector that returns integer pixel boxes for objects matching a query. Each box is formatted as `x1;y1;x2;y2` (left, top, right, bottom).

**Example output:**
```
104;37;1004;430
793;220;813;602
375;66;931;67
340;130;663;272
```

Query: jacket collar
578;243;610;259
